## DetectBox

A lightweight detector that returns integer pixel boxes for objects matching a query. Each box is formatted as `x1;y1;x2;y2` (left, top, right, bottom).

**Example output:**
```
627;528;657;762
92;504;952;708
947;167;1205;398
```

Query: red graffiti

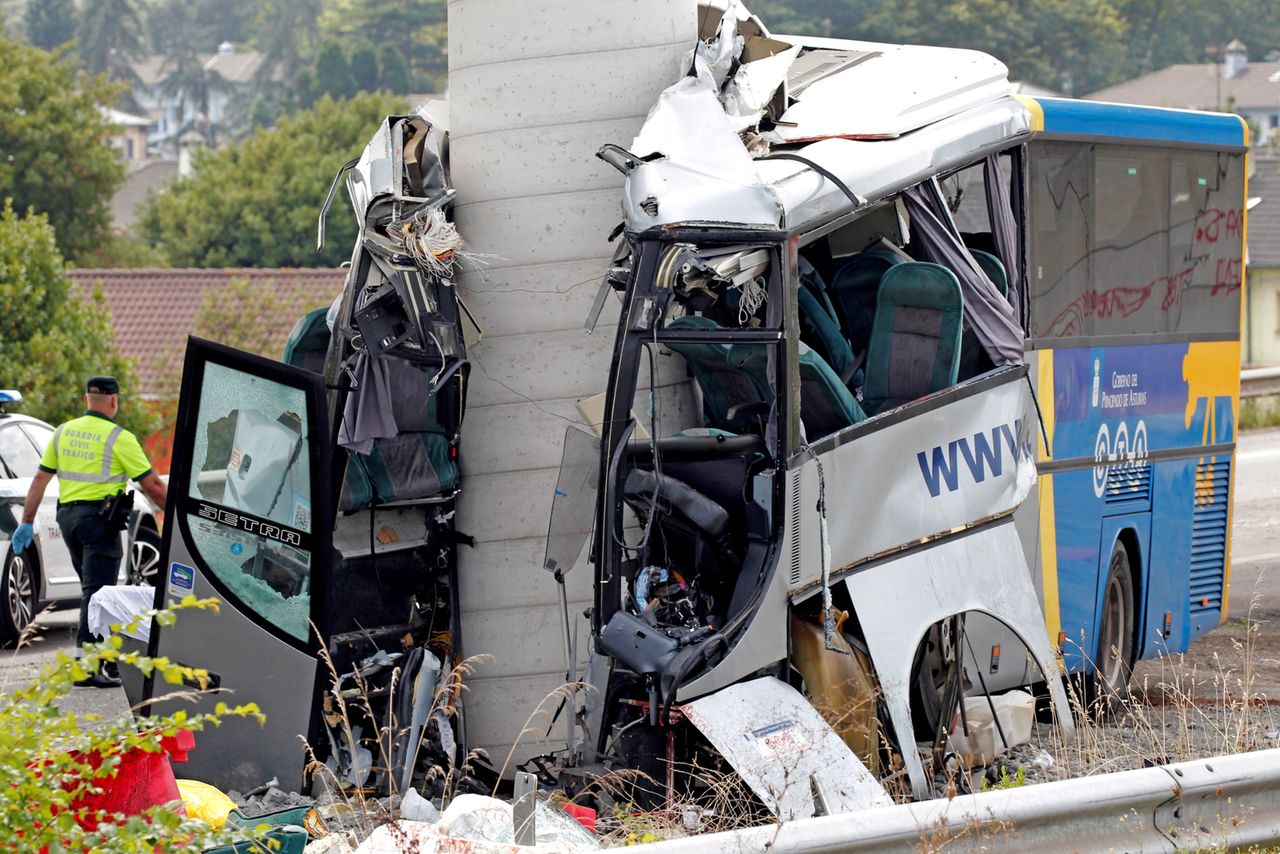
1045;266;1198;338
1195;208;1243;246
1212;257;1243;295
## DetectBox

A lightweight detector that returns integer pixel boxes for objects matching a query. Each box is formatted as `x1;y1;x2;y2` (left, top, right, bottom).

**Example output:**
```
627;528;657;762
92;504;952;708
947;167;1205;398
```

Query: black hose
757;153;866;210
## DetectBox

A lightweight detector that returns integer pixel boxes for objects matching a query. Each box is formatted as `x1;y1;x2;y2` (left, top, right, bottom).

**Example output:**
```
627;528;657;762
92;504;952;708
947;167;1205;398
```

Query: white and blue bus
562;17;1248;801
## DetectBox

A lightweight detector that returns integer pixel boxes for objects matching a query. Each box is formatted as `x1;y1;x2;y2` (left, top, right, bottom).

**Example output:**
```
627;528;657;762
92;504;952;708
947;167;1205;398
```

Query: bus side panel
1144;457;1196;657
1050;467;1104;672
1097;512;1152;660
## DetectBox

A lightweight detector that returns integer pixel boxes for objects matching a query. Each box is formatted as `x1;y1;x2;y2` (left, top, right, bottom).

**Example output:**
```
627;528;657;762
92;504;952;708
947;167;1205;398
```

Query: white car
0;399;163;645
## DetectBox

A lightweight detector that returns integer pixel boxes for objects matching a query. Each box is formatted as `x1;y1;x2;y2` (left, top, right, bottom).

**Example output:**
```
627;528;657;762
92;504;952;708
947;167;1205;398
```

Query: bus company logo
169;563;194;592
196;502;304;547
916;420;1032;498
1092;420;1149;498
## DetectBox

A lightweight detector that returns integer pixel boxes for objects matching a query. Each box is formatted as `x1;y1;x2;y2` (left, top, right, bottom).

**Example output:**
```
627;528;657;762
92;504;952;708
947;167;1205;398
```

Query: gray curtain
903;181;1025;367
983;153;1023;322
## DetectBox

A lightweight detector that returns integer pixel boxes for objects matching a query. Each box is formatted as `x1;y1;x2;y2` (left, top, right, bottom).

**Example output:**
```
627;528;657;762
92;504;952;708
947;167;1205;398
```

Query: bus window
1093;146;1170;334
1028;141;1092;339
1170;150;1244;335
1029;141;1244;341
940;159;1003;249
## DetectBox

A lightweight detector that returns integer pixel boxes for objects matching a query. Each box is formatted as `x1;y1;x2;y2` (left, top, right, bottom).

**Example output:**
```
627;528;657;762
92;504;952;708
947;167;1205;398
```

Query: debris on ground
228;785;310;817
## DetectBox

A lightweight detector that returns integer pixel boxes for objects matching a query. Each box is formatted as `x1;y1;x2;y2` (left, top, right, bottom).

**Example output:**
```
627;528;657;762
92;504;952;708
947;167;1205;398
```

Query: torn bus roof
615;0;1026;234
771;38;1012;143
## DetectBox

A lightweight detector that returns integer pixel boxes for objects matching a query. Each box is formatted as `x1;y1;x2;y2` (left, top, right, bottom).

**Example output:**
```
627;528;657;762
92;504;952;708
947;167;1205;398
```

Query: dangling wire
735;275;768;325
801;443;849;655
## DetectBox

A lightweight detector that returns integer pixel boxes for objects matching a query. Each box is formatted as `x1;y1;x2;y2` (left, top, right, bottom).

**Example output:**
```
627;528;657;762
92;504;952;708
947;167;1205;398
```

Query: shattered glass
188;362;313;642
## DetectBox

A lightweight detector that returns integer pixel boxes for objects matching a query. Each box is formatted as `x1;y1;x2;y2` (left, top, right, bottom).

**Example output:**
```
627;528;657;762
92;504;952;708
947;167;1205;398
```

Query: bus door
144;337;334;793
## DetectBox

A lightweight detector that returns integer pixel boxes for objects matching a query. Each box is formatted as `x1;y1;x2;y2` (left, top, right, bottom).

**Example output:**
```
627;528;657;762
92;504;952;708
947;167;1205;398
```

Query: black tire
128;526;163;587
1089;540;1136;713
1;548;38;646
909;615;965;741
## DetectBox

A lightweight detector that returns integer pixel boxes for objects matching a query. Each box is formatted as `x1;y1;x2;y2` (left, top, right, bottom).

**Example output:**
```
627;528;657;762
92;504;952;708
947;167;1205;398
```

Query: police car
0;391;163;644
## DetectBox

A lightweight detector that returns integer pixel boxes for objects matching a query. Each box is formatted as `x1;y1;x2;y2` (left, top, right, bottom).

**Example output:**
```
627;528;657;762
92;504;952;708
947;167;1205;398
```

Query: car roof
0;413;55;430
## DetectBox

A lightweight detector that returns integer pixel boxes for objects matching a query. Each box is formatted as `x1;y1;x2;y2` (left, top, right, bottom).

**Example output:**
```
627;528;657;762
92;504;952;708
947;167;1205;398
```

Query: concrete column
447;0;697;767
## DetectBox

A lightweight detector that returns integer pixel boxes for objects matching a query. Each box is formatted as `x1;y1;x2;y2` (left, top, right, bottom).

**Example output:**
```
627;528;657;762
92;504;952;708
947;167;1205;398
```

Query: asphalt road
5;428;1280;726
1223;426;1280;616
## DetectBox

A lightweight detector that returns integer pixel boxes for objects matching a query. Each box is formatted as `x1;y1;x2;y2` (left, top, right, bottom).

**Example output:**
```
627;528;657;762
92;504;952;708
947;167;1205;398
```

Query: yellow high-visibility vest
38;411;152;503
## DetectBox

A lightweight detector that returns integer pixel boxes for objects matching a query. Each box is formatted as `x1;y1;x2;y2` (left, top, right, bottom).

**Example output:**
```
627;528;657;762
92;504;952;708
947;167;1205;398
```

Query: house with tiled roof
68;267;345;397
130;42;275;151
1244;159;1280;365
1085;41;1280;143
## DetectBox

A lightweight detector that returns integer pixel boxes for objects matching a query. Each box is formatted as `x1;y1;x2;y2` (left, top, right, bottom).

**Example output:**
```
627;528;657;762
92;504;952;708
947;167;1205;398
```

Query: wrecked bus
552;3;1245;806
138;106;473;796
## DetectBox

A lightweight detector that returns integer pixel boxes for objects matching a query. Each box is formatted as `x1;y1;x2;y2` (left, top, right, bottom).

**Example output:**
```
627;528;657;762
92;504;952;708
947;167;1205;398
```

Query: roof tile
68;268;346;396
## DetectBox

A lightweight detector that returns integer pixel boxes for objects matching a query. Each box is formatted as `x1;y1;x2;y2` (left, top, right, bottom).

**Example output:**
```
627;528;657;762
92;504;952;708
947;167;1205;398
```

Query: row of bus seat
669;248;1008;440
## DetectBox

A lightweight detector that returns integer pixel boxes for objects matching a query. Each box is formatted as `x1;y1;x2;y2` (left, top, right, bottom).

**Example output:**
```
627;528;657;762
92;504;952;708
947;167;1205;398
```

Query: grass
1238;396;1280;430
1039;594;1279;783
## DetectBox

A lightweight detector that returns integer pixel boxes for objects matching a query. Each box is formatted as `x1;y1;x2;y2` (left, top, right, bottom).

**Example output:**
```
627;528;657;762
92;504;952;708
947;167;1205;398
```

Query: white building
130;42;268;151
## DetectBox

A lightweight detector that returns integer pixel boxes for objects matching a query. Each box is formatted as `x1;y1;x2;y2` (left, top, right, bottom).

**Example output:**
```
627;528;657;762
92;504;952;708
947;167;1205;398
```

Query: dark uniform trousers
57;502;122;648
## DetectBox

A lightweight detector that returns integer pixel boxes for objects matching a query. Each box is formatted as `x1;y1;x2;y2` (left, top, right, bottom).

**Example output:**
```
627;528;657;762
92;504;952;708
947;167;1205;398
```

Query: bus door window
186;362;314;642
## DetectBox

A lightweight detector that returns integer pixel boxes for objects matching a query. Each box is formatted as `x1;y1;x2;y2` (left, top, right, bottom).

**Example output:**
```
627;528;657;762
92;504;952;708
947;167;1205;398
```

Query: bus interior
605;154;1025;651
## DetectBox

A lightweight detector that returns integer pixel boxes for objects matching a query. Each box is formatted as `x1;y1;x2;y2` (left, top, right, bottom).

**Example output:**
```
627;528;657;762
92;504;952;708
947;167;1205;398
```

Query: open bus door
143;338;334;793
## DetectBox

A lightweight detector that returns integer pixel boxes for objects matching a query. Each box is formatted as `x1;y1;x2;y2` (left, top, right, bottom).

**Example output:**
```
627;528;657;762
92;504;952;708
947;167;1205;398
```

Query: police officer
11;376;167;688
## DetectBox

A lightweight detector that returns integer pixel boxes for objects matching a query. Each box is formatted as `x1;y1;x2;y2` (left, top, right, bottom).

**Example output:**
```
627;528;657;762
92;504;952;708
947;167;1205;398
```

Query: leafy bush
137;92;409;268
0;201;159;438
0;597;263;852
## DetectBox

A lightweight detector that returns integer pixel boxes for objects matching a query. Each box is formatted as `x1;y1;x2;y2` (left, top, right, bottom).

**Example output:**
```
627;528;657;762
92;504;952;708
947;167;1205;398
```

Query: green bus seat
730;342;865;440
665;315;772;434
828;251;905;368
862;262;964;416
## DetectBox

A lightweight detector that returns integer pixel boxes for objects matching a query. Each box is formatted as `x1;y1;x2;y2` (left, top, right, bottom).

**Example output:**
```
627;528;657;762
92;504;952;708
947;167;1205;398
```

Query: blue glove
11;522;33;554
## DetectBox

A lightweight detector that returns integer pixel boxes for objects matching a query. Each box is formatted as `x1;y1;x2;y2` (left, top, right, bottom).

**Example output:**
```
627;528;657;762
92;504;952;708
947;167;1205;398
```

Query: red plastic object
562;803;597;834
70;729;194;831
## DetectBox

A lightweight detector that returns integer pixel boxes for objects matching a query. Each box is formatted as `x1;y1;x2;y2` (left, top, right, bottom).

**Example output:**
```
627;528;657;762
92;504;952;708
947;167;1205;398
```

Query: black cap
86;376;119;395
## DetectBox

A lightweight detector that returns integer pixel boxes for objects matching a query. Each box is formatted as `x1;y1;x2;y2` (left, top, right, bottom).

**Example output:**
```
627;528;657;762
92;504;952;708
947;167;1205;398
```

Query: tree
152;0;229;145
312;39;357;100
0;39;124;264
249;0;322;93
24;0;75;50
319;0;447;90
0;203;157;438
351;44;379;92
75;0;146;85
377;45;411;94
138;92;409;269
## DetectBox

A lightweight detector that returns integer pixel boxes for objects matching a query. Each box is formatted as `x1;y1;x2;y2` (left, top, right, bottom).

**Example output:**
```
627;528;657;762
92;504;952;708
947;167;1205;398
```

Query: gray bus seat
730;342;865;440
665;315;772;434
624;468;731;542
862;262;964;416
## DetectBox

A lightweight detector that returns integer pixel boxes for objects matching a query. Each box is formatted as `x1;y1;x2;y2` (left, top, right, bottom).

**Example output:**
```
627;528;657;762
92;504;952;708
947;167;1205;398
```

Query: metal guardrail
628;748;1280;853
1241;367;1280;398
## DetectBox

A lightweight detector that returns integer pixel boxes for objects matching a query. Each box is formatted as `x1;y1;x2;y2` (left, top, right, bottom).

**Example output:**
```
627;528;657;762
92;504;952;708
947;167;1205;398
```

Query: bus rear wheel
1090;541;1135;714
